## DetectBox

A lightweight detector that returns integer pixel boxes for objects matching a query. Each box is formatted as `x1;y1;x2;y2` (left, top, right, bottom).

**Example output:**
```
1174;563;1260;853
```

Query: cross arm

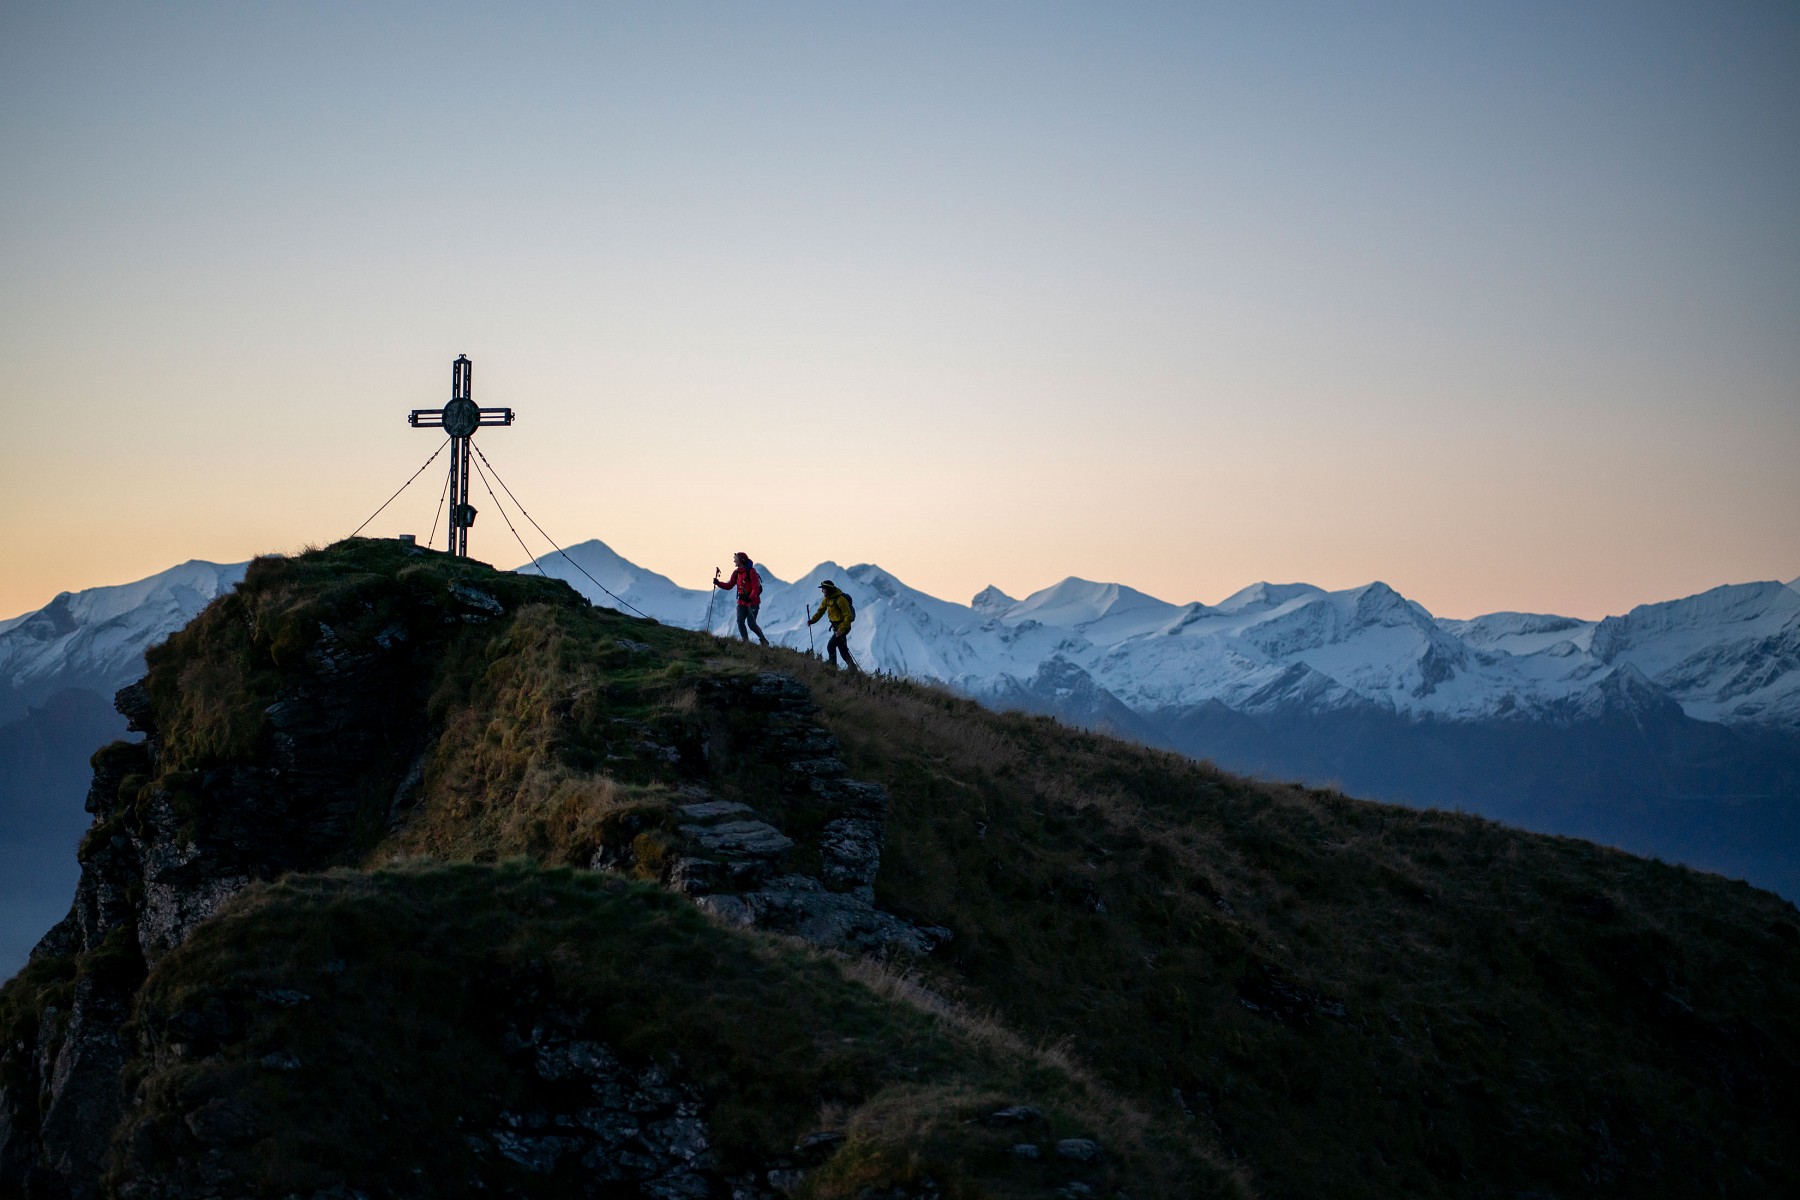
408;407;514;428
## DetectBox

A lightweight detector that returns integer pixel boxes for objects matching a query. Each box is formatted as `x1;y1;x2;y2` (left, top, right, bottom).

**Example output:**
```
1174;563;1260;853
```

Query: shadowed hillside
3;540;1796;1199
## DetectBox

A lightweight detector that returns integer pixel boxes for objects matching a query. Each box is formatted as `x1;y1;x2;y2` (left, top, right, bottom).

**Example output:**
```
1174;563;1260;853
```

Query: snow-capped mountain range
523;541;1800;733
3;545;1796;736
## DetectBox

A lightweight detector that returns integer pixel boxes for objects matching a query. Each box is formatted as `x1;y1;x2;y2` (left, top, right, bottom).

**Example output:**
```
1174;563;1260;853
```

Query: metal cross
408;355;514;557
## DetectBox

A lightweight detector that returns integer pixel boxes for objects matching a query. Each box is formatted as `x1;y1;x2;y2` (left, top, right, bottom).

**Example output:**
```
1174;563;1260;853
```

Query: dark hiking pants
826;629;860;672
737;602;768;645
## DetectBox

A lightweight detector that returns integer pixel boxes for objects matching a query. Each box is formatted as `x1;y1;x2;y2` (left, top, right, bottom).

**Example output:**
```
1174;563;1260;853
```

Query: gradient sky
3;1;1796;621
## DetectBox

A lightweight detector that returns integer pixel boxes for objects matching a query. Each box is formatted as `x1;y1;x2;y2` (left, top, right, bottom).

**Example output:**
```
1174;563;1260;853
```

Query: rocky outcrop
4;640;934;1198
2;574;500;1198
35;970;134;1194
655;672;949;957
107;997;816;1200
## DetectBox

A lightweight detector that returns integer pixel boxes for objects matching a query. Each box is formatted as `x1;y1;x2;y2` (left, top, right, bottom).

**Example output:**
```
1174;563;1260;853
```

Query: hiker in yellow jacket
807;580;861;673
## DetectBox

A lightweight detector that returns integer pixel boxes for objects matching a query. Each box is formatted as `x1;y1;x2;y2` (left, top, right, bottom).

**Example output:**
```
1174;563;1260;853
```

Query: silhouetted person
714;551;770;646
807;580;860;672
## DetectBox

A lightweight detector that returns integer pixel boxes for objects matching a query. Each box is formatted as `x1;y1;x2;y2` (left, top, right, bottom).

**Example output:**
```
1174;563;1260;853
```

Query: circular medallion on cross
441;396;481;438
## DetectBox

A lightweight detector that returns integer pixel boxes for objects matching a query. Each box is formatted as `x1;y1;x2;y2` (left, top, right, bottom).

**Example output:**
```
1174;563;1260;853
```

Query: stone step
679;820;795;858
678;800;754;824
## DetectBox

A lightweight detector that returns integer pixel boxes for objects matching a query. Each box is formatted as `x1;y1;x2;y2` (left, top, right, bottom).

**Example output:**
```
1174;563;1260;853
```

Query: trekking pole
805;610;815;657
705;569;718;637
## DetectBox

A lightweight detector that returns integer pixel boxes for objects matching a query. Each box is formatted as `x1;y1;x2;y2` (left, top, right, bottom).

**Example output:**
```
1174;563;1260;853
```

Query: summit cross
408;355;514;557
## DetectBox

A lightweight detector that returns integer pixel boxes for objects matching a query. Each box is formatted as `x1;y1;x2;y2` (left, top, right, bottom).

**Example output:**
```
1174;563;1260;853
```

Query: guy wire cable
467;442;654;621
426;456;453;549
467;453;551;578
348;438;450;540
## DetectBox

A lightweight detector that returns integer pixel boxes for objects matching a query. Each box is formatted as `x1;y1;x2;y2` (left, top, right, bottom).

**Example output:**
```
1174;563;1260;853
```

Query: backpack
839;589;854;623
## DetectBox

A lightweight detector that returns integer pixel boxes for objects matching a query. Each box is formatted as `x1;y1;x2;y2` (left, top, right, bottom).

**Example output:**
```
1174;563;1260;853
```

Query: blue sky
3;2;1796;618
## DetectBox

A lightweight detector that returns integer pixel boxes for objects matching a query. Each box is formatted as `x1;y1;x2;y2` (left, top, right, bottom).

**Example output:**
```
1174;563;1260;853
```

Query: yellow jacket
809;590;854;634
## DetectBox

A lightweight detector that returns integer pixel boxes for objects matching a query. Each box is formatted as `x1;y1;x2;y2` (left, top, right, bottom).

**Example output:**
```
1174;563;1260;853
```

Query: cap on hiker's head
734;551;750;562
820;580;834;590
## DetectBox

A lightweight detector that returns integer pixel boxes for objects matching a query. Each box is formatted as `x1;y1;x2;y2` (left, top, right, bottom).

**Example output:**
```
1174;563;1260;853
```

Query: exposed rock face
106;997;807;1200
33;971;134;1197
469;1016;807;1200
90;604;451;973
2;581;485;1197
656;673;949;957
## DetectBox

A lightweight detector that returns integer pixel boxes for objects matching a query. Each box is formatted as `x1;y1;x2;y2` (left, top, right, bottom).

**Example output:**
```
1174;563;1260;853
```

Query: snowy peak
778;561;849;594
971;585;1016;616
1237;582;1443;653
980;656;1147;738
3;560;242;634
0;559;248;722
525;539;678;595
522;540;710;626
1592;581;1800;662
836;564;979;628
7;594;81;644
843;563;910;601
1554;662;1687;725
1349;581;1424;626
999;577;1183;646
1214;581;1326;615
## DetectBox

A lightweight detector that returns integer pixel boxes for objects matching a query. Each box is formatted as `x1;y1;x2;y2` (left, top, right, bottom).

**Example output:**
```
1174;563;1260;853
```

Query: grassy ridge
764;654;1800;1198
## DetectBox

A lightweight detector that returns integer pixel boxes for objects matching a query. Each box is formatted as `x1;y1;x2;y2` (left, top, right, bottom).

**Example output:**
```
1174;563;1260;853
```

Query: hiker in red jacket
714;551;770;646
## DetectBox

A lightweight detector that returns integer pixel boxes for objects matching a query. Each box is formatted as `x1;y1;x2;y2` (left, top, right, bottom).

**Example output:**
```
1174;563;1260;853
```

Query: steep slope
1;541;1226;1200
4;540;1797;1200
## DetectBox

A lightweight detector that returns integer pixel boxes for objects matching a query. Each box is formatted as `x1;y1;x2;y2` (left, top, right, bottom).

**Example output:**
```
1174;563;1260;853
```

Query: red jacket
716;565;762;605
